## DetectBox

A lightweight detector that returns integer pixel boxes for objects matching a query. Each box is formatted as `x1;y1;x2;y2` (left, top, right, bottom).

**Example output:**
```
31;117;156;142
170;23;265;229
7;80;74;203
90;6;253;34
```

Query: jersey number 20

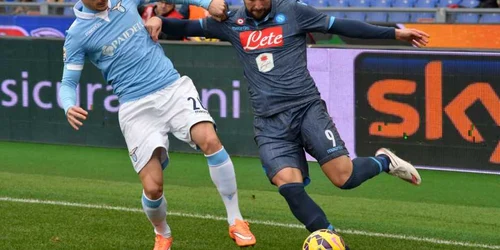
187;97;206;111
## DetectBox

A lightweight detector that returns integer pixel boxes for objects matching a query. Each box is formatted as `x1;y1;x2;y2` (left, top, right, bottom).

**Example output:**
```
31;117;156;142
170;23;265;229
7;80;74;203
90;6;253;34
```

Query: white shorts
118;76;215;173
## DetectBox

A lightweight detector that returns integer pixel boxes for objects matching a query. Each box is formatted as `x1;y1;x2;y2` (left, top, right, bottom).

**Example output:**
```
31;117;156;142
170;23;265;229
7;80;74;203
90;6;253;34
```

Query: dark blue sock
340;157;386;189
279;183;334;232
376;154;391;172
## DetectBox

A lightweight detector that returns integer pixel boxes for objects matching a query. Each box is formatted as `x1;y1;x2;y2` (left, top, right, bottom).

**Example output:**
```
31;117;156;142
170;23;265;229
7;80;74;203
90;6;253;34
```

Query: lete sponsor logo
239;26;283;51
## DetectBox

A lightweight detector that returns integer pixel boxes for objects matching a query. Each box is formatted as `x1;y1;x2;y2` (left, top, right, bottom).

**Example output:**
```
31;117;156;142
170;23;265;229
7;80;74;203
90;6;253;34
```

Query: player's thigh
254;115;309;185
300;100;349;165
119;97;169;173
162;76;216;150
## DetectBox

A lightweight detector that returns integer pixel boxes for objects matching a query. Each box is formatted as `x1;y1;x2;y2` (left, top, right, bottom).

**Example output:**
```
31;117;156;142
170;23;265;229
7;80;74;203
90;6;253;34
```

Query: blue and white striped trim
206;147;229;167
142;192;163;208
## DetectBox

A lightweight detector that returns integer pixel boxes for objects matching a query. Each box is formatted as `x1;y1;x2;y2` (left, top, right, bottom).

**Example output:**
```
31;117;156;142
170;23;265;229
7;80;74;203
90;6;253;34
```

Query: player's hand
66;106;88;131
395;28;430;48
208;0;228;21
145;16;163;42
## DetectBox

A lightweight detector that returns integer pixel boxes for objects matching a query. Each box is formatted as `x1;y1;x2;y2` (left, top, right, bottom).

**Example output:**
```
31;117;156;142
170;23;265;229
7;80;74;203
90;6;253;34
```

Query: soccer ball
302;229;347;250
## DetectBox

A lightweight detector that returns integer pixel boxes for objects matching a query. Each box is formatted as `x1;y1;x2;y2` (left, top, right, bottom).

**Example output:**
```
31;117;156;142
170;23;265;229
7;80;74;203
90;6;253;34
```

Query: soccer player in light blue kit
58;0;256;248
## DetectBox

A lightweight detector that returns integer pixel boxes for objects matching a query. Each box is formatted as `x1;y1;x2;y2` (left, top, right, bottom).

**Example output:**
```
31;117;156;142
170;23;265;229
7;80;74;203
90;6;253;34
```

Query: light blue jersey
60;0;211;113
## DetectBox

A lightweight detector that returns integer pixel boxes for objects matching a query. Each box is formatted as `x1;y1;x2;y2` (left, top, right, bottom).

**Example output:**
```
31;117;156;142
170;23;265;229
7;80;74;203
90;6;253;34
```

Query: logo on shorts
327;146;342;154
129;147;138;162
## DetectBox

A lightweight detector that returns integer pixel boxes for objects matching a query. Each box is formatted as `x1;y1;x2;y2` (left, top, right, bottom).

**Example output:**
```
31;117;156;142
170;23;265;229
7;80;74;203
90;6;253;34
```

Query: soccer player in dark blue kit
145;0;429;241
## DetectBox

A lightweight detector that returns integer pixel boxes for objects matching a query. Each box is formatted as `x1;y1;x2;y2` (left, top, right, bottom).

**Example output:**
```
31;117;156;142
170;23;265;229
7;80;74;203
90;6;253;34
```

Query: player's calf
321;153;390;189
279;182;334;232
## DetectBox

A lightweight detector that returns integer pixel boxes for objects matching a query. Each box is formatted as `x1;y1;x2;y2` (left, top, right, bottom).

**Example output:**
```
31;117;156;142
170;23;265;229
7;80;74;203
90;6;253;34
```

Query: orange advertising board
402;24;500;50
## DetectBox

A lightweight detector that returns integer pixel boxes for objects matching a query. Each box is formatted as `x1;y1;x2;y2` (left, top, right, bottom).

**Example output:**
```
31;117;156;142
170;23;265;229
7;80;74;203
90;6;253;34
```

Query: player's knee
191;122;222;154
322;158;353;188
198;135;222;154
272;167;303;187
143;184;163;200
333;164;353;188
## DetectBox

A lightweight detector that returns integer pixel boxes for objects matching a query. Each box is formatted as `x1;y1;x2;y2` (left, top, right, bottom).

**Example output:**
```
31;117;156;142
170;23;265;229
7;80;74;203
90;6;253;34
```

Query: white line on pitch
1;197;499;249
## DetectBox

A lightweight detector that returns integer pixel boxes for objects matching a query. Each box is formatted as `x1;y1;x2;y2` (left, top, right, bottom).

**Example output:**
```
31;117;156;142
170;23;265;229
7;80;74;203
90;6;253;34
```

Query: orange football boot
153;234;173;250
229;219;256;247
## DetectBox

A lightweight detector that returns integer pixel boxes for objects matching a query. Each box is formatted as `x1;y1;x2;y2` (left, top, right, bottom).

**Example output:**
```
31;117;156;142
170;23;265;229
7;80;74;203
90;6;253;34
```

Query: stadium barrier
0;37;498;174
1;15;500;49
1;2;500;23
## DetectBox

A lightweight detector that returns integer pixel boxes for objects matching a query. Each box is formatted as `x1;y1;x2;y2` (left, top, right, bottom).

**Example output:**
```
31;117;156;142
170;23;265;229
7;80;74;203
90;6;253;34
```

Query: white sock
142;191;171;238
206;147;243;225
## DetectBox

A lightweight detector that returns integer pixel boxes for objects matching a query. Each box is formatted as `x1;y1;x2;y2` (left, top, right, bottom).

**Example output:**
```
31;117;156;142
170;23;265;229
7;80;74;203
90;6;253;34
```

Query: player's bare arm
145;17;208;42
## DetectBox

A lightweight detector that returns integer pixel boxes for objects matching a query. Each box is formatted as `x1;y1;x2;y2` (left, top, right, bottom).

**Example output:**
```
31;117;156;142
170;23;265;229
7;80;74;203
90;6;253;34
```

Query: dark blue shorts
254;99;349;183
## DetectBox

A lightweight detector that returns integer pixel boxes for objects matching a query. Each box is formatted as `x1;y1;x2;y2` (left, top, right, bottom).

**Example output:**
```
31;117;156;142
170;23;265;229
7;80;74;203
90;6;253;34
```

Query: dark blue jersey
202;0;330;117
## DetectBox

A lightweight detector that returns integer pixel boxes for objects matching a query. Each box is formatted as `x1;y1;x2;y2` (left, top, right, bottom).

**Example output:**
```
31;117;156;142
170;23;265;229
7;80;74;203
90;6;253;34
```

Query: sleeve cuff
64;106;72;115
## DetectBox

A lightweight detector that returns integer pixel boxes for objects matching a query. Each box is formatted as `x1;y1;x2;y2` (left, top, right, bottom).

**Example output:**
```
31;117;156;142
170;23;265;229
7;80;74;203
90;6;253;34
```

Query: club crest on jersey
275;13;286;24
110;0;126;12
239;26;284;51
102;45;115;56
236;18;245;25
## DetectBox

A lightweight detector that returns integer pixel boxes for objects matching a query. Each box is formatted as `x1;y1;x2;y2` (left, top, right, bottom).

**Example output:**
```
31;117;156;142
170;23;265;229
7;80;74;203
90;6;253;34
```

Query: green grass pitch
1;141;499;249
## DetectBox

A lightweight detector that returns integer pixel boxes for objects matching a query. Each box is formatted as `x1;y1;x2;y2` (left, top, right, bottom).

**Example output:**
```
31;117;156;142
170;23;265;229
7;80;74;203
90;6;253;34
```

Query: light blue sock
206;147;243;225
142;192;171;237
